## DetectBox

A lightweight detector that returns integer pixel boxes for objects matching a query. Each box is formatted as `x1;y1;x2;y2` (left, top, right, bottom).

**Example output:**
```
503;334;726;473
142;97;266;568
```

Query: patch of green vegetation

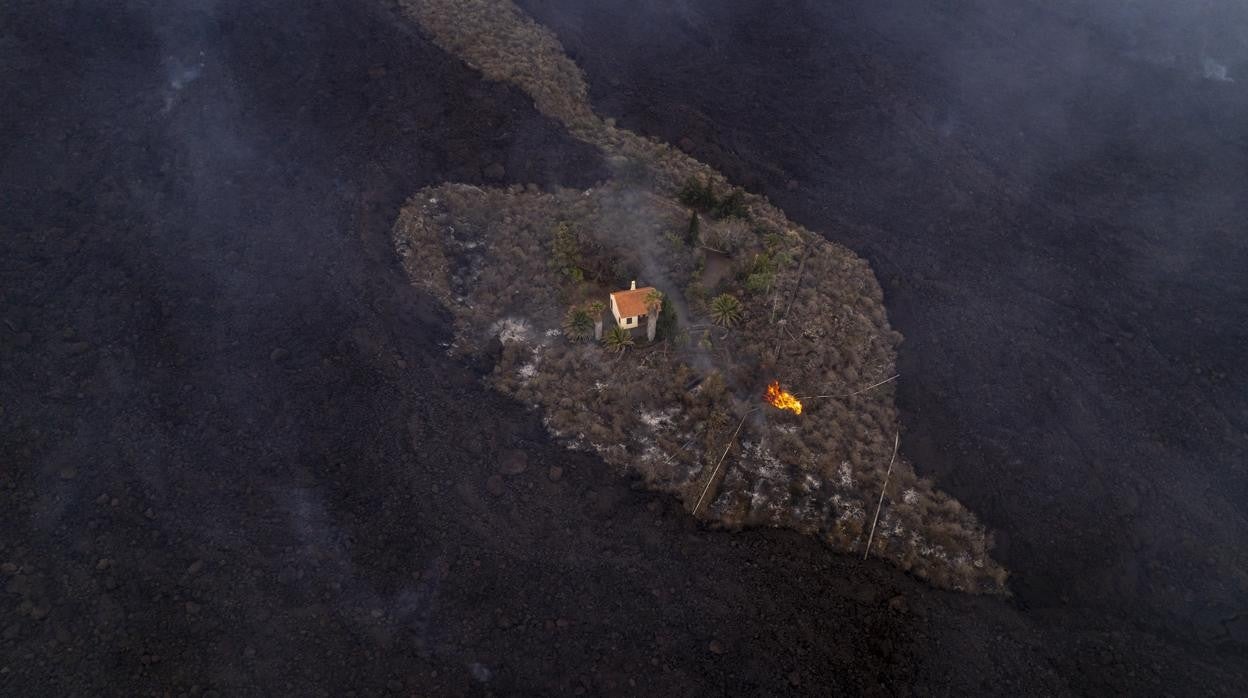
709;293;743;328
550;221;584;282
602;325;634;354
743;253;777;295
679;178;749;219
562;305;594;342
656;294;679;341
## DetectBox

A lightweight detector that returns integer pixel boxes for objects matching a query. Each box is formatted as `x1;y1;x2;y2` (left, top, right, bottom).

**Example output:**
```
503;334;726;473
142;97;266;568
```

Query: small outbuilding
609;280;661;341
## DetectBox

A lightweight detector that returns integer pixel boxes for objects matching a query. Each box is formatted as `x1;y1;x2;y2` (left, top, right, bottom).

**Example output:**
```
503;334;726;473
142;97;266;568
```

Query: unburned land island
395;0;1006;593
394;181;1007;593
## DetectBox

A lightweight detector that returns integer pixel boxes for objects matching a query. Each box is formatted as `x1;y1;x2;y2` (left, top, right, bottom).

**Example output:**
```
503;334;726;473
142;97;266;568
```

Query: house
609;280;661;341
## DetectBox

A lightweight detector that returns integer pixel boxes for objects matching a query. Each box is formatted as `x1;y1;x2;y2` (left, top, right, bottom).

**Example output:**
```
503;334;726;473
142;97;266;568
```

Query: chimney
630;280;636;290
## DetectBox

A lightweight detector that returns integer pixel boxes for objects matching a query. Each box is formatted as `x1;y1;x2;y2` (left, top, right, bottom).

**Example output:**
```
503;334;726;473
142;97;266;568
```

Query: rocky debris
6;574;31;596
483;162;506;181
708;639;727;655
270;347;290;363
485;474;505;497
96;594;124;628
849;585;878;605
788;670;801;687
888;594;909;614
187;559;205;576
547;465;563;482
498;450;528;475
1225;615;1248;645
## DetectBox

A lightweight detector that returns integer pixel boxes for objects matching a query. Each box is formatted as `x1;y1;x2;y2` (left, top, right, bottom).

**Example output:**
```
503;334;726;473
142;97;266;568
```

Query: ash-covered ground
1;0;1245;694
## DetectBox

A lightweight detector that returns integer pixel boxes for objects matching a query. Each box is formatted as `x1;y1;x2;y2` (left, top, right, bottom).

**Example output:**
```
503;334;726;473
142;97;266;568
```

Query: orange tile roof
611;287;659;318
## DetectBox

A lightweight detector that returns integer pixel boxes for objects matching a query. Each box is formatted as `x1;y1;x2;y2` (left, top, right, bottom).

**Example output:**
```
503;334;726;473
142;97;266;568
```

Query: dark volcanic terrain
521;0;1248;648
2;0;1246;694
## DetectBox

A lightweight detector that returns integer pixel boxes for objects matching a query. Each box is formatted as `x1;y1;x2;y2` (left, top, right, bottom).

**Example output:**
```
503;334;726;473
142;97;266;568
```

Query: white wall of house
610;295;623;324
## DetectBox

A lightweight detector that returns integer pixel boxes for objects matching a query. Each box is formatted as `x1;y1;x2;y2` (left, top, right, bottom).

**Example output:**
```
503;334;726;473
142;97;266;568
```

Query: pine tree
656;294;678;341
685;211;701;247
550;222;583;281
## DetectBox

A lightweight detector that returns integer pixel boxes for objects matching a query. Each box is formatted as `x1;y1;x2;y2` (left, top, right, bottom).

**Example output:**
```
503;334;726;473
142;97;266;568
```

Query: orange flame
764;381;803;415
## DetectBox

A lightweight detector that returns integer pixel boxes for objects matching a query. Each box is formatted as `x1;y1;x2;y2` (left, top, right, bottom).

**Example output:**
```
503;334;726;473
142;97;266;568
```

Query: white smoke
1201;56;1233;82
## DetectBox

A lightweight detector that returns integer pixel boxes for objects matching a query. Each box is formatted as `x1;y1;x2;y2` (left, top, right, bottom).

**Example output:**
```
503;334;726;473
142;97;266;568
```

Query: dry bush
703;218;753;256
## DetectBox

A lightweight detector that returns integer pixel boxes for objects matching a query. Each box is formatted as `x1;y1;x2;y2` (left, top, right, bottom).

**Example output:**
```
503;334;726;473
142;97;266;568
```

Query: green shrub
712;190;748;219
656;295;678;340
602;325;635;354
678;177;718;210
550;222;584;281
679;178;749;220
745;271;774;294
685;211;701;247
710;293;743;328
562;305;594;342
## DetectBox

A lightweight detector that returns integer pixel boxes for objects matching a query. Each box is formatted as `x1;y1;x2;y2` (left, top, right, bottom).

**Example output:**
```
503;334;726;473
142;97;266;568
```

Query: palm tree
602;325;635;355
644;289;663;342
587;300;606;341
562;306;594;342
709;293;743;329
